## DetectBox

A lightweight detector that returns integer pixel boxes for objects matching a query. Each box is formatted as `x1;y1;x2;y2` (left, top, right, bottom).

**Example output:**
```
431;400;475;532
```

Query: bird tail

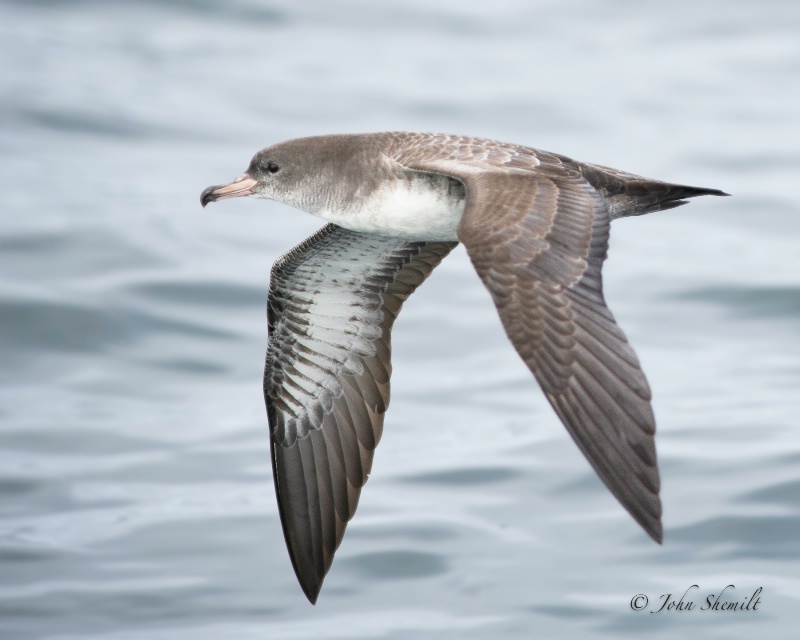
626;183;730;216
578;161;729;219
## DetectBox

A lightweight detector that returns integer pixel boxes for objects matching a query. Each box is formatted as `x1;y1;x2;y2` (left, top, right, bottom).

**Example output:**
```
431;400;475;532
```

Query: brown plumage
200;132;728;603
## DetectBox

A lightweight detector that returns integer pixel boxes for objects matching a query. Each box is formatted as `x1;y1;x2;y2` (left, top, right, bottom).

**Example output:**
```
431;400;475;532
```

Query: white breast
314;172;466;242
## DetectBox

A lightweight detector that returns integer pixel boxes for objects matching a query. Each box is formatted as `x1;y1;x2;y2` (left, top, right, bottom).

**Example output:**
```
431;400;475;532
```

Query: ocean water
1;0;799;638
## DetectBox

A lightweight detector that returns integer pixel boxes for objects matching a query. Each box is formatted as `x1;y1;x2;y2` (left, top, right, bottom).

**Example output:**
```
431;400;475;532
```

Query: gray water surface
2;1;799;638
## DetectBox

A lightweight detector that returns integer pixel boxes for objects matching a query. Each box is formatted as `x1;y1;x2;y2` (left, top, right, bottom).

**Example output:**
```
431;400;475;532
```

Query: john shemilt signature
630;585;762;613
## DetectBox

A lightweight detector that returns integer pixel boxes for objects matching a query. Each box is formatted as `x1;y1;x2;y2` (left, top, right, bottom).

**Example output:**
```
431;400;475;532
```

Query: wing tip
630;498;663;544
645;518;664;545
300;578;322;605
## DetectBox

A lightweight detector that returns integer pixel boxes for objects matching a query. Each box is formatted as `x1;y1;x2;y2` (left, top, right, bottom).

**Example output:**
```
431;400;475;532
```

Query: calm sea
1;1;799;638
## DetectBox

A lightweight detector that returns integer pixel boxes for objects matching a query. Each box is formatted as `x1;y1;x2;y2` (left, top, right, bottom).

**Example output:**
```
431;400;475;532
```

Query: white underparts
314;172;466;241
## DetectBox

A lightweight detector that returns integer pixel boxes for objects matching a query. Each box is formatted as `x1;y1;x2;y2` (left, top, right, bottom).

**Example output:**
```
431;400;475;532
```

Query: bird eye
266;161;280;174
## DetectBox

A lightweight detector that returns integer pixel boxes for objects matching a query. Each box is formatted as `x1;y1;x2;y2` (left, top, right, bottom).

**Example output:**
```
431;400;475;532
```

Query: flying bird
200;132;727;603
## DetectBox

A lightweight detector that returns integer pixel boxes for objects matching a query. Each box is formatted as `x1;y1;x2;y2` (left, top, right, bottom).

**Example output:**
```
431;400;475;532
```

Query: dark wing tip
299;576;322;605
638;509;663;544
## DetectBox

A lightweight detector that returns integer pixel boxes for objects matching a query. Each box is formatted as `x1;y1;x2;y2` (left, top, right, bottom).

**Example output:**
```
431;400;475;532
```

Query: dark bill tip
199;175;258;208
200;185;220;208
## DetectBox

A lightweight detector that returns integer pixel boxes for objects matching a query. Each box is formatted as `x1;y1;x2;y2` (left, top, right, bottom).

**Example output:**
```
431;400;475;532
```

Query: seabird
200;132;727;603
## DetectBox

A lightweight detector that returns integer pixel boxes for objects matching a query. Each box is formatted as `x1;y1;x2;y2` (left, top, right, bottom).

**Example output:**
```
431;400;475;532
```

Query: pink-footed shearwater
200;132;727;603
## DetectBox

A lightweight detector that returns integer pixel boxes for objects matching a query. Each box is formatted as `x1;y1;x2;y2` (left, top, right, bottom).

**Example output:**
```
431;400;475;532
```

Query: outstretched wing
459;171;661;541
265;224;456;603
395;140;662;542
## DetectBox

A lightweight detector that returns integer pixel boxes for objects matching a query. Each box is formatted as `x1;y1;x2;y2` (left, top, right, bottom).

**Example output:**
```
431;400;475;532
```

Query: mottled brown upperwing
460;169;662;541
395;140;663;542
